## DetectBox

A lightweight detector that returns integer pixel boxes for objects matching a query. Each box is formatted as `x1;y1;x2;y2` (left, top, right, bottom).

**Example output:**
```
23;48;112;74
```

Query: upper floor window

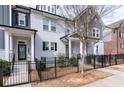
41;5;56;14
51;21;56;31
13;11;29;28
18;13;26;26
43;18;56;31
92;28;100;38
43;19;49;30
119;32;124;38
48;6;50;12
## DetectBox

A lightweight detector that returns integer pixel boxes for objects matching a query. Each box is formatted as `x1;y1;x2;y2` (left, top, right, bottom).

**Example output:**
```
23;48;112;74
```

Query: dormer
36;5;57;14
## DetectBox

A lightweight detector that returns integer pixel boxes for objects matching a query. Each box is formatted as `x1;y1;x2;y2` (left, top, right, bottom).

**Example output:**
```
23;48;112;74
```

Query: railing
85;54;124;69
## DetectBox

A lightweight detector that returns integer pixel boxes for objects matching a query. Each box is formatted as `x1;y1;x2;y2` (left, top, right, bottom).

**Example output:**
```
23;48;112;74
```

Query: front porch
0;25;36;62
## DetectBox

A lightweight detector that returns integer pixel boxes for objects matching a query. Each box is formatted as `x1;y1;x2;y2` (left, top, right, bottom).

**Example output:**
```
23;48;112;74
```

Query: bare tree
59;5;121;74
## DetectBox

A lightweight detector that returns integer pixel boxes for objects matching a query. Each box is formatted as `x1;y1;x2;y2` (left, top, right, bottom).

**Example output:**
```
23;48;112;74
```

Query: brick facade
104;24;124;55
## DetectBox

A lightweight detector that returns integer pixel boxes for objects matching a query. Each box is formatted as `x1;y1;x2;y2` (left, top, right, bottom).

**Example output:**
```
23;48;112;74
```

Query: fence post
109;55;111;66
54;57;57;78
101;55;104;68
93;55;96;69
77;57;79;72
0;62;3;87
28;61;31;83
115;55;117;65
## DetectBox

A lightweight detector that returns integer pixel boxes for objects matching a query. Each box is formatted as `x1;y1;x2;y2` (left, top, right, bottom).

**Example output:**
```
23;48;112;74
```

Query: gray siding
0;29;4;49
0;5;9;49
0;5;10;25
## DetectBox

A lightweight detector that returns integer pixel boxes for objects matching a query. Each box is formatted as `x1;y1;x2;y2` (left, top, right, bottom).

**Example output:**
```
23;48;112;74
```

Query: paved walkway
83;64;124;87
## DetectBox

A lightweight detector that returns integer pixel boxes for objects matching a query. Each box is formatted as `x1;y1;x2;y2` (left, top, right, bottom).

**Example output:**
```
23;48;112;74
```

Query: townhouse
0;5;103;62
104;20;124;55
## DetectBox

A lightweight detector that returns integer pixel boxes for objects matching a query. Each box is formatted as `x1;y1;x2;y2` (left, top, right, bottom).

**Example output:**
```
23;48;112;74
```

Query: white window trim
43;18;56;32
18;13;26;26
92;27;100;38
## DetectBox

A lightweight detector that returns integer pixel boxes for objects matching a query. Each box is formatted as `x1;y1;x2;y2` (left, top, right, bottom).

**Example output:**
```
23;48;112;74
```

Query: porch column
9;34;13;61
80;41;83;56
69;38;72;58
5;31;9;61
31;34;34;62
9;34;13;53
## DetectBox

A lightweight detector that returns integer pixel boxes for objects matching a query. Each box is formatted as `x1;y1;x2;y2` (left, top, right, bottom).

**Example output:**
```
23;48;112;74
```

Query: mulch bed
32;70;112;87
31;66;78;82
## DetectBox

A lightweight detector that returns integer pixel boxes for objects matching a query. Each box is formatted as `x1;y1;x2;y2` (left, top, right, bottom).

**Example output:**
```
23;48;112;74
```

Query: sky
102;6;124;25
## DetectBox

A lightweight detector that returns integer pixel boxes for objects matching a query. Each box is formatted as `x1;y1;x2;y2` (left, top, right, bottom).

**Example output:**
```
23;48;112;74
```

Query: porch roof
0;24;37;32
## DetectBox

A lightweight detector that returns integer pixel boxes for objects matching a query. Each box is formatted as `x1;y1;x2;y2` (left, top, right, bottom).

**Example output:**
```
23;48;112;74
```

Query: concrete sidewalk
83;65;124;87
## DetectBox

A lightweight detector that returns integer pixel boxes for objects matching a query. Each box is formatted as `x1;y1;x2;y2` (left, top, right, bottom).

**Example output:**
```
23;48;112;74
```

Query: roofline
0;24;37;32
14;5;72;21
30;8;72;21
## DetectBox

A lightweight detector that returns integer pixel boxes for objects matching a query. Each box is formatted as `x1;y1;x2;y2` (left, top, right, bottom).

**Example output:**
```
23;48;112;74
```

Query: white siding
31;12;66;58
94;40;104;55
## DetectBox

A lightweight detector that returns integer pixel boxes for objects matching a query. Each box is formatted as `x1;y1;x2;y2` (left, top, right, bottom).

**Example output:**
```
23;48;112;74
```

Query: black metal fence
1;54;124;87
30;57;79;82
0;57;79;87
85;54;124;69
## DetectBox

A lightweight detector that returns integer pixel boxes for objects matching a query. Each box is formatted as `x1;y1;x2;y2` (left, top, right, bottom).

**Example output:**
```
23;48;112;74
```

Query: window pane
51;21;56;31
51;42;56;50
43;19;49;30
48;6;50;12
18;13;26;26
44;42;49;50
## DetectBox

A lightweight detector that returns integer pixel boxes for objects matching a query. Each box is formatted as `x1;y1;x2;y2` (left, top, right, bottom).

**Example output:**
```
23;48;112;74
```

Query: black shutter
43;42;45;51
55;43;57;51
26;14;29;26
15;12;18;25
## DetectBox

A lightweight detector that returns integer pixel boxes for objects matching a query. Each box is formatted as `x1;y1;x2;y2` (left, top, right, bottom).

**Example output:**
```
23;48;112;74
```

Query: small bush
35;58;46;70
57;53;66;67
69;57;78;66
0;59;11;76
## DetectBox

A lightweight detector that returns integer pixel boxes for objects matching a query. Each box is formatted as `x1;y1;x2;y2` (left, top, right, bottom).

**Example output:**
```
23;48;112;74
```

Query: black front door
18;44;27;60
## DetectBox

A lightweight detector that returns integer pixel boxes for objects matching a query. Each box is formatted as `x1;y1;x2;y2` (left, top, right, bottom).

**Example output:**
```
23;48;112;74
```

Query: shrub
35;58;46;70
69;56;78;66
57;53;65;67
0;59;11;76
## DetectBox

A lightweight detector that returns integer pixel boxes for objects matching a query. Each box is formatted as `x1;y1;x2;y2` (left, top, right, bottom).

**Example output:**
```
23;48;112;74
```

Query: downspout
34;31;36;61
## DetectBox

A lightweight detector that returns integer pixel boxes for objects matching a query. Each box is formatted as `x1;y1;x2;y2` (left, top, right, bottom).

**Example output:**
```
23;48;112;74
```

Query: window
43;19;56;31
51;21;56;31
48;6;50;12
96;45;98;54
120;43;124;49
119;32;124;38
51;42;57;51
18;13;26;26
43;42;49;51
92;28;100;38
43;19;49;30
43;41;57;51
43;5;46;11
93;29;95;37
52;7;55;13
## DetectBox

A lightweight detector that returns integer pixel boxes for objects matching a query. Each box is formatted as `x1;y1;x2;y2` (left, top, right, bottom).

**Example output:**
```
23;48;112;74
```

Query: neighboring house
104;20;124;55
0;5;104;62
61;6;104;57
0;5;36;62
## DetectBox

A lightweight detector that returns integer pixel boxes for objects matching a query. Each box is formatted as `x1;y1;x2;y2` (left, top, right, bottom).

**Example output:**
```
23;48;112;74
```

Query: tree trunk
79;41;86;75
